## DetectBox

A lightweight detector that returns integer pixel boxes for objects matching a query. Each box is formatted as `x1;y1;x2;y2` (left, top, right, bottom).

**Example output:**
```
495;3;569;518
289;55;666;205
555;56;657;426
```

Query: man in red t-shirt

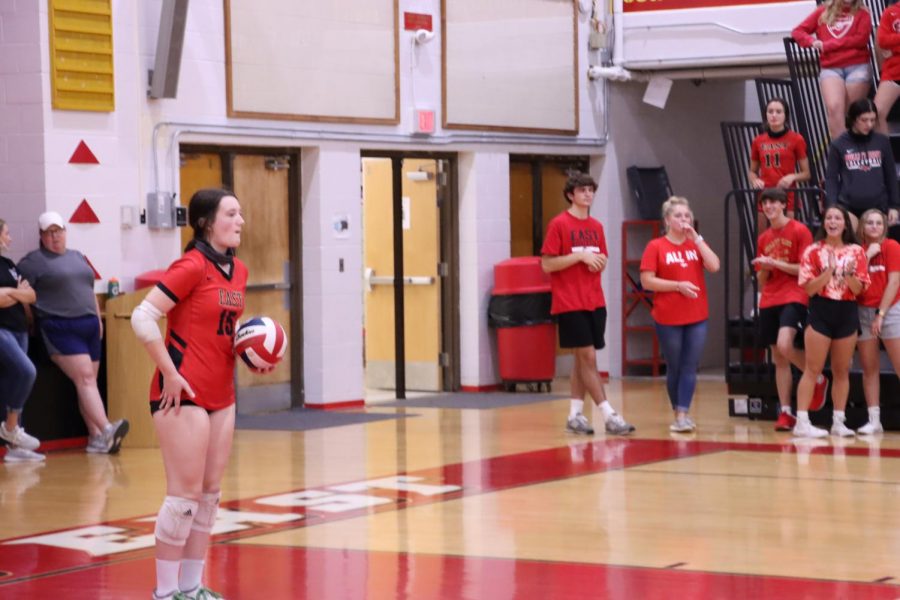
540;173;634;436
751;188;826;430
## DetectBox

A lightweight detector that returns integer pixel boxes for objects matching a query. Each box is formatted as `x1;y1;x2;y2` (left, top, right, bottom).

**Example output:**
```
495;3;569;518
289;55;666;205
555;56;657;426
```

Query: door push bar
365;267;434;292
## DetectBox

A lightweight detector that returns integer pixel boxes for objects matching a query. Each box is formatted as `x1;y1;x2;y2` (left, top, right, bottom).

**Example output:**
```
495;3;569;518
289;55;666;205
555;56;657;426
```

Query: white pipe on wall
588;63;789;82
151;122;610;194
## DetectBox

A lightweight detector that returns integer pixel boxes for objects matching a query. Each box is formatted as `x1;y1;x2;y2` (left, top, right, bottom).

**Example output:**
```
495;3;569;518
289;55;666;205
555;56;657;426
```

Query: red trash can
489;257;556;392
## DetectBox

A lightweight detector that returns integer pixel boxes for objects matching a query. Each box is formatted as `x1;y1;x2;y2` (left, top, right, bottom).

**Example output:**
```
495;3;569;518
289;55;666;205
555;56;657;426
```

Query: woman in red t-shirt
640;197;720;433
792;0;872;139
748;98;811;233
873;3;900;133
794;206;869;438
855;209;900;434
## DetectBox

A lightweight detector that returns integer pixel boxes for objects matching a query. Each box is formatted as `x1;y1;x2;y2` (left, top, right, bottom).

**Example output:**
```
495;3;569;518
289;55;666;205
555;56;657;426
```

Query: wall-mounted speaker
149;0;189;99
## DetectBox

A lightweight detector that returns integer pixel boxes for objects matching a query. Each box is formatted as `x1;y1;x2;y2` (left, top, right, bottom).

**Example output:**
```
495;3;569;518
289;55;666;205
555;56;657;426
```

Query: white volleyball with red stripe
234;317;287;370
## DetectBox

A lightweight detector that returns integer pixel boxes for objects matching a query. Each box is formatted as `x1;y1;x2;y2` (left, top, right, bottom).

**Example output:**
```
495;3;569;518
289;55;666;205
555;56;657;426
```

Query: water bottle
107;277;120;298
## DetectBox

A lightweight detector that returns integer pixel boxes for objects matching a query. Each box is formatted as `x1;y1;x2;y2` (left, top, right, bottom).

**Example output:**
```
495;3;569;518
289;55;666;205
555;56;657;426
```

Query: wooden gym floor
2;378;900;599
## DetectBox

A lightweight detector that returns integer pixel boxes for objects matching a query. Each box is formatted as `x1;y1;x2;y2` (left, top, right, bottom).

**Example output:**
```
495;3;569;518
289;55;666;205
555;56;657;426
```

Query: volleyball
234;317;287;370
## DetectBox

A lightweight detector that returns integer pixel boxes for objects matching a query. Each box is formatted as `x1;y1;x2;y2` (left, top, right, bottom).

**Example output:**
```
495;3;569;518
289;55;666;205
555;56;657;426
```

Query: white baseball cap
38;211;65;231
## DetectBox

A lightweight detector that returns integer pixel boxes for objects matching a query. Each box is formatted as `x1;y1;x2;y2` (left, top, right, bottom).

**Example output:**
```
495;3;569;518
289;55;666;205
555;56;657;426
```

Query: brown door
179;153;224;249
231;155;293;401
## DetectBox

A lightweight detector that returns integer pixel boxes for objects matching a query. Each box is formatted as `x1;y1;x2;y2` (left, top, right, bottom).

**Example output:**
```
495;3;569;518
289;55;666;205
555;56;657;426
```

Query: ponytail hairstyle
185;188;235;252
820;0;863;26
661;196;692;233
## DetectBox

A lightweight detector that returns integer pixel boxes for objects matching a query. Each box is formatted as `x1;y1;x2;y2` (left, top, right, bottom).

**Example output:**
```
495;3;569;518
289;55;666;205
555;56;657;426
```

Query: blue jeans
655;320;708;412
0;328;36;414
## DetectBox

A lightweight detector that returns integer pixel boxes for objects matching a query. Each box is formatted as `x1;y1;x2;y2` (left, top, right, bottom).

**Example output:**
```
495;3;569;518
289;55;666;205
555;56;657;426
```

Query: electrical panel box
146;192;175;229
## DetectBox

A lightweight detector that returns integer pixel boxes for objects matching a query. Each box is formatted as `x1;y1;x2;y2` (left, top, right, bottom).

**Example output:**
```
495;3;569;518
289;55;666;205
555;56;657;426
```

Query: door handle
365;267;434;292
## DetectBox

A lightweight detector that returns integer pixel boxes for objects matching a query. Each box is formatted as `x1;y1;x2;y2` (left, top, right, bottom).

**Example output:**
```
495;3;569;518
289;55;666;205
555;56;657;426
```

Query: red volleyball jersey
756;219;813;309
798;241;869;301
640;236;709;326
149;249;248;410
541;210;608;315
751;130;807;212
859;238;900;308
878;5;900;82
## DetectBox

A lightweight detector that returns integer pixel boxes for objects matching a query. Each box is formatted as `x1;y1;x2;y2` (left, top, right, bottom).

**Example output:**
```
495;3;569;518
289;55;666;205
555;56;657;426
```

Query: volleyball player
793;206;869;438
855;209;900;434
132;189;256;600
824;99;899;232
748;98;811;234
541;172;635;436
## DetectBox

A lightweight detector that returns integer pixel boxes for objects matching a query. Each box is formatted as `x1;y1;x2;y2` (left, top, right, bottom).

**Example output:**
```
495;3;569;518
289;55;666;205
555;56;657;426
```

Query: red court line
1;438;896;590
1;545;897;600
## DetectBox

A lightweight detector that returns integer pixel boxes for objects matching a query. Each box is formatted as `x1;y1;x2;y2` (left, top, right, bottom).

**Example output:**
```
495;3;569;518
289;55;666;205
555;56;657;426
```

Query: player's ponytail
185;188;235;252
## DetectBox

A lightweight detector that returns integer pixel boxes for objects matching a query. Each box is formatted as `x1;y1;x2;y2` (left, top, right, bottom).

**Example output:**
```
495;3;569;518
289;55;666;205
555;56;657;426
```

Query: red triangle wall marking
69;141;99;164
69;199;100;224
82;254;101;280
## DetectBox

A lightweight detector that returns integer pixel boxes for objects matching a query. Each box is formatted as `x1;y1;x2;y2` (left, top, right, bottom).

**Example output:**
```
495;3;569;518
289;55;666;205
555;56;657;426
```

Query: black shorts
807;296;860;339
149;399;214;415
557;307;606;349
758;303;807;347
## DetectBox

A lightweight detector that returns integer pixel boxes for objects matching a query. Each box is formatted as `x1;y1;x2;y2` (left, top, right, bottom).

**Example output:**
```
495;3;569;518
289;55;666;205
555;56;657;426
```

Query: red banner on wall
624;0;800;13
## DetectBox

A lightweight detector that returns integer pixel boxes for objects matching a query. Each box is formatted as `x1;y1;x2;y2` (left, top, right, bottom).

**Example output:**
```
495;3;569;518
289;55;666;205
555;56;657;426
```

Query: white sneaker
857;421;883;435
86;435;106;453
792;420;828;438
4;446;46;463
831;420;855;438
0;423;40;451
669;418;693;433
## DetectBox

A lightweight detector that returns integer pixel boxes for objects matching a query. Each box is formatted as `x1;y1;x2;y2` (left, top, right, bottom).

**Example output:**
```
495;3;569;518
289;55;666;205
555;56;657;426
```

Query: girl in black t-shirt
0;218;43;462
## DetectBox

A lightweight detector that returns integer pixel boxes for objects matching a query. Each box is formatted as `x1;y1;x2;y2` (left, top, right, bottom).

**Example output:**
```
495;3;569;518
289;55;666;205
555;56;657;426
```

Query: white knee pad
191;491;220;533
154;496;199;547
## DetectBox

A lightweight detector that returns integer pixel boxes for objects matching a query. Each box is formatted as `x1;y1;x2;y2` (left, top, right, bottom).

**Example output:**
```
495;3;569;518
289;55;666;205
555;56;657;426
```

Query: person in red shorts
872;2;900;133
751;188;826;431
794;206;870;438
792;0;872;139
131;189;267;600
541;172;634;436
855;209;900;434
640;196;720;432
748;98;810;234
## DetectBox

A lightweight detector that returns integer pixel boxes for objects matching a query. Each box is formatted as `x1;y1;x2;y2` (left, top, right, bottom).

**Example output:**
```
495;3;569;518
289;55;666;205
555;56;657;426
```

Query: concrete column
301;145;365;407
457;151;510;389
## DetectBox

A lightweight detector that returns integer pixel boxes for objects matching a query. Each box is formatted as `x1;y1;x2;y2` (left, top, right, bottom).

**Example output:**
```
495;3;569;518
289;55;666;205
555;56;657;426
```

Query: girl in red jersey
855;209;900;434
132;189;254;600
748;98;811;233
792;0;872;139
793;206;869;438
873;2;900;133
640;197;720;433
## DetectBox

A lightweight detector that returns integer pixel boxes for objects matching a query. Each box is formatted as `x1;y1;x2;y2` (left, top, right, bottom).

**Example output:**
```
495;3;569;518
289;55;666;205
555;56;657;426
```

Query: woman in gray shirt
18;211;128;454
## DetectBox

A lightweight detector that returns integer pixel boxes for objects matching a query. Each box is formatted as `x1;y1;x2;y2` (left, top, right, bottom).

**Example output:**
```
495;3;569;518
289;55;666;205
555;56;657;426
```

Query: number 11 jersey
150;249;248;410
